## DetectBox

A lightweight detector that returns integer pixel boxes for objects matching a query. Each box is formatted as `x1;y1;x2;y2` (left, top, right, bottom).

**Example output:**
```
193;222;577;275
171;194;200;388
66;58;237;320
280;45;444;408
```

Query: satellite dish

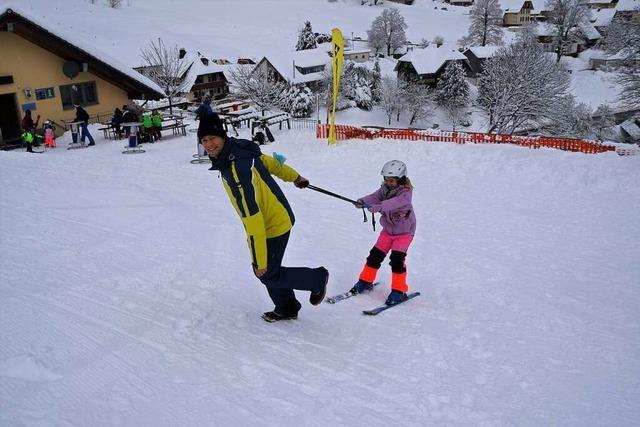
62;61;80;79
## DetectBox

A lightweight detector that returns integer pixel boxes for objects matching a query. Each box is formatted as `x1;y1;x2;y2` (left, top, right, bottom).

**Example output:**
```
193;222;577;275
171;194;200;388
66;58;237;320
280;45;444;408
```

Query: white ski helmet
381;160;407;178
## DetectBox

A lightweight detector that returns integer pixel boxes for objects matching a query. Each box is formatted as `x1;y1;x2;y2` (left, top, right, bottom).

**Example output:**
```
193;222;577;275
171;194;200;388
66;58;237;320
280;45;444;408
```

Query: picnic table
251;112;291;135
220;109;260;130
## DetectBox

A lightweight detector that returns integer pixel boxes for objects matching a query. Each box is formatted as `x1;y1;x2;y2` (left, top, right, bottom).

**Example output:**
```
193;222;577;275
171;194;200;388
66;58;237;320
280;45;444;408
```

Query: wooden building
0;7;164;147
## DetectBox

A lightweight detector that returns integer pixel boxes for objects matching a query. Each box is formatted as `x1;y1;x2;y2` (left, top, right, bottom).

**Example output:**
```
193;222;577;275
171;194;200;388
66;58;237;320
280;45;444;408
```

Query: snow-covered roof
261;48;330;85
580;22;602;40
396;47;467;75
500;0;546;13
615;0;640;11
0;5;164;97
292;47;331;68
180;52;227;91
591;7;617;26
466;46;501;59
345;48;372;55
591;49;640;60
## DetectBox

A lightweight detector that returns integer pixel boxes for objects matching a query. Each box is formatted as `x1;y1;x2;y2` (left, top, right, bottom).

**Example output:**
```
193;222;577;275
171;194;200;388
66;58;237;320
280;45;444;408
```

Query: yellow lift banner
329;28;344;145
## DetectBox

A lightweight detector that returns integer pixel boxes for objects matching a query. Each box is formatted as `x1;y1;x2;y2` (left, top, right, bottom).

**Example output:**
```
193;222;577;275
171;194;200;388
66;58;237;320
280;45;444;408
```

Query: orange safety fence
316;124;618;155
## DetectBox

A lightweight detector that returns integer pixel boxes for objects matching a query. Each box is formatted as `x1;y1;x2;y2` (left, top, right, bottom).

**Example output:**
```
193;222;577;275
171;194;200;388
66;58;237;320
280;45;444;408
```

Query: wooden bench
251;113;291;135
158;120;188;137
98;124;119;140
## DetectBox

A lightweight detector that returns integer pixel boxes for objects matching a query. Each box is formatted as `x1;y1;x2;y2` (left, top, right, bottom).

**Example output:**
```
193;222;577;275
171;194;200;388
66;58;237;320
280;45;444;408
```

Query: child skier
351;160;416;306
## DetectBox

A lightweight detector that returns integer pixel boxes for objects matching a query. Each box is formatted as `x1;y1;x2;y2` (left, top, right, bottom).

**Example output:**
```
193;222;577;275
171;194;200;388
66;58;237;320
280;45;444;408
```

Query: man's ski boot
385;289;408;306
350;280;374;294
261;311;298;322
262;300;301;323
310;267;329;306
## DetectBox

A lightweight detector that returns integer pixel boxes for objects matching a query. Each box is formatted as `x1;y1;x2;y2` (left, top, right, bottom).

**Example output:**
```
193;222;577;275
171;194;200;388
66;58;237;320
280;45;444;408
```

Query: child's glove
367;204;381;213
354;200;370;209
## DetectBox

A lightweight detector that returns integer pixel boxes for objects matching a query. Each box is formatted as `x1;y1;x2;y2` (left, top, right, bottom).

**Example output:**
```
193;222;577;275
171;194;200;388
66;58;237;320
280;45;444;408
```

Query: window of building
59;81;98;110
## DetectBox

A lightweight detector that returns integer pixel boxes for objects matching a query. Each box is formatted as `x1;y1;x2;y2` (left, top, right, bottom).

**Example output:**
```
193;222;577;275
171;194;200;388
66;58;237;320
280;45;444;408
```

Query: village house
462;46;500;77
619;116;640;144
253;47;330;92
395;47;468;85
181;54;229;102
587;0;618;10
343;48;371;63
589;50;640;69
0;7;164;148
448;0;475;7
502;0;544;26
134;50;230;103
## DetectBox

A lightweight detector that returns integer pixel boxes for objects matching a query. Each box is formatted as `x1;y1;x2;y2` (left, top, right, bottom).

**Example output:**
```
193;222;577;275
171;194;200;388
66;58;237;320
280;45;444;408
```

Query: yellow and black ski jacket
210;137;300;270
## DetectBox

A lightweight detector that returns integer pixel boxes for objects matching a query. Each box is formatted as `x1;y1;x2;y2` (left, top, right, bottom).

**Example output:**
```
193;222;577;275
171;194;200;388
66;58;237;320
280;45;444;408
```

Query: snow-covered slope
1;125;639;425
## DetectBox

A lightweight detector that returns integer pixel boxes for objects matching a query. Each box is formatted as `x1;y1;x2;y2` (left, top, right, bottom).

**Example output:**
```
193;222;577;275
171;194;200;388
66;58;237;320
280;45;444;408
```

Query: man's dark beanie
198;112;227;140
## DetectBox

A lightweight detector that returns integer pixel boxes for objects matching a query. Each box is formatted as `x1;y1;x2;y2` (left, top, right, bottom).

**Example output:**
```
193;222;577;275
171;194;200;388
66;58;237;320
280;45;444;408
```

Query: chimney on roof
201;57;209;66
179;48;187;59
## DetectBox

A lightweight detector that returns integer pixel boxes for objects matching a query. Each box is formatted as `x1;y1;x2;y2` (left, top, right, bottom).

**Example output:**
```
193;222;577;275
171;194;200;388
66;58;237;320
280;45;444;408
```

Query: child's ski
362;292;420;315
325;282;380;304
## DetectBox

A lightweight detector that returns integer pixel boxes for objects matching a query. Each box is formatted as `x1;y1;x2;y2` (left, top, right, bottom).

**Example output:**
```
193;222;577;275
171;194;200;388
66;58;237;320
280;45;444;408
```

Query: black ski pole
307;184;359;204
307;184;372;227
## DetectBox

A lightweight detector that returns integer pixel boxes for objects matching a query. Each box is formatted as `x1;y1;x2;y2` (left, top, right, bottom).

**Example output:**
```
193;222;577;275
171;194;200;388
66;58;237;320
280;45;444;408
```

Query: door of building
0;93;21;148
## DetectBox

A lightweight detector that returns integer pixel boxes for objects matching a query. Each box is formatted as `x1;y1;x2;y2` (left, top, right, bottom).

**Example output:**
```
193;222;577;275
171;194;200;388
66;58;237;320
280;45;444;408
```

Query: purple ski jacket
359;185;416;236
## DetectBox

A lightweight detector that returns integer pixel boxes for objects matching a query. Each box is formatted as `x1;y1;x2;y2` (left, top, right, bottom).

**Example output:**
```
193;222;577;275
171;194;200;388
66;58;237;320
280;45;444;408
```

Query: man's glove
294;175;309;188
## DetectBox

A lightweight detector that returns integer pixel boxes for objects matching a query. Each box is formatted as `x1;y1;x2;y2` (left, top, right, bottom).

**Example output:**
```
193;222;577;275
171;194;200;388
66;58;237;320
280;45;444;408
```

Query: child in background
151;110;163;141
351;160;417;306
142;112;154;143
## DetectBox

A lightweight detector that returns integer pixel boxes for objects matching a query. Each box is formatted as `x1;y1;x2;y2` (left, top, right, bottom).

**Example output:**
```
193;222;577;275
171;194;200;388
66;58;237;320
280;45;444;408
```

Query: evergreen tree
342;62;374;110
371;59;383;103
435;61;470;130
286;84;314;118
296;21;318;51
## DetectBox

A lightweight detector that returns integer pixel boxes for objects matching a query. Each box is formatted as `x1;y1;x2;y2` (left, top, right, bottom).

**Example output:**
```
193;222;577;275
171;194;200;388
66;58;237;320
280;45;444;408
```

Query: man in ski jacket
198;113;328;321
74;104;95;146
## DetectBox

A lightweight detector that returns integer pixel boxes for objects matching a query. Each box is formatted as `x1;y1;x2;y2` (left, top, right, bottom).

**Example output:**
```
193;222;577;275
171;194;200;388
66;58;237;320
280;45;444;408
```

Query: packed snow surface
1;124;639;426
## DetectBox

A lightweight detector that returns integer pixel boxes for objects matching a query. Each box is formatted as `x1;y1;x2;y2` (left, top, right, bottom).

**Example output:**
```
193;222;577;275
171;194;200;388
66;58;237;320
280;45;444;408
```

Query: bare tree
591;104;616;140
545;0;590;62
108;0;123;7
380;76;403;125
460;0;503;47
139;38;189;113
367;8;408;56
230;65;289;114
598;8;640;109
541;96;593;138
401;81;433;126
477;34;571;134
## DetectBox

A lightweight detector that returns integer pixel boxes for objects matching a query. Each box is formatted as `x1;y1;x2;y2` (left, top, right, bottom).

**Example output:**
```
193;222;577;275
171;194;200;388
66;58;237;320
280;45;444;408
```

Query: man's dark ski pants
257;231;325;313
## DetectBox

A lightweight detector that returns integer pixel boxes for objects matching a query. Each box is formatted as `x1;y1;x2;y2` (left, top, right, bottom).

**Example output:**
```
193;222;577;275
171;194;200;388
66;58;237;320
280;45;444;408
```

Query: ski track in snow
1;125;639;426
